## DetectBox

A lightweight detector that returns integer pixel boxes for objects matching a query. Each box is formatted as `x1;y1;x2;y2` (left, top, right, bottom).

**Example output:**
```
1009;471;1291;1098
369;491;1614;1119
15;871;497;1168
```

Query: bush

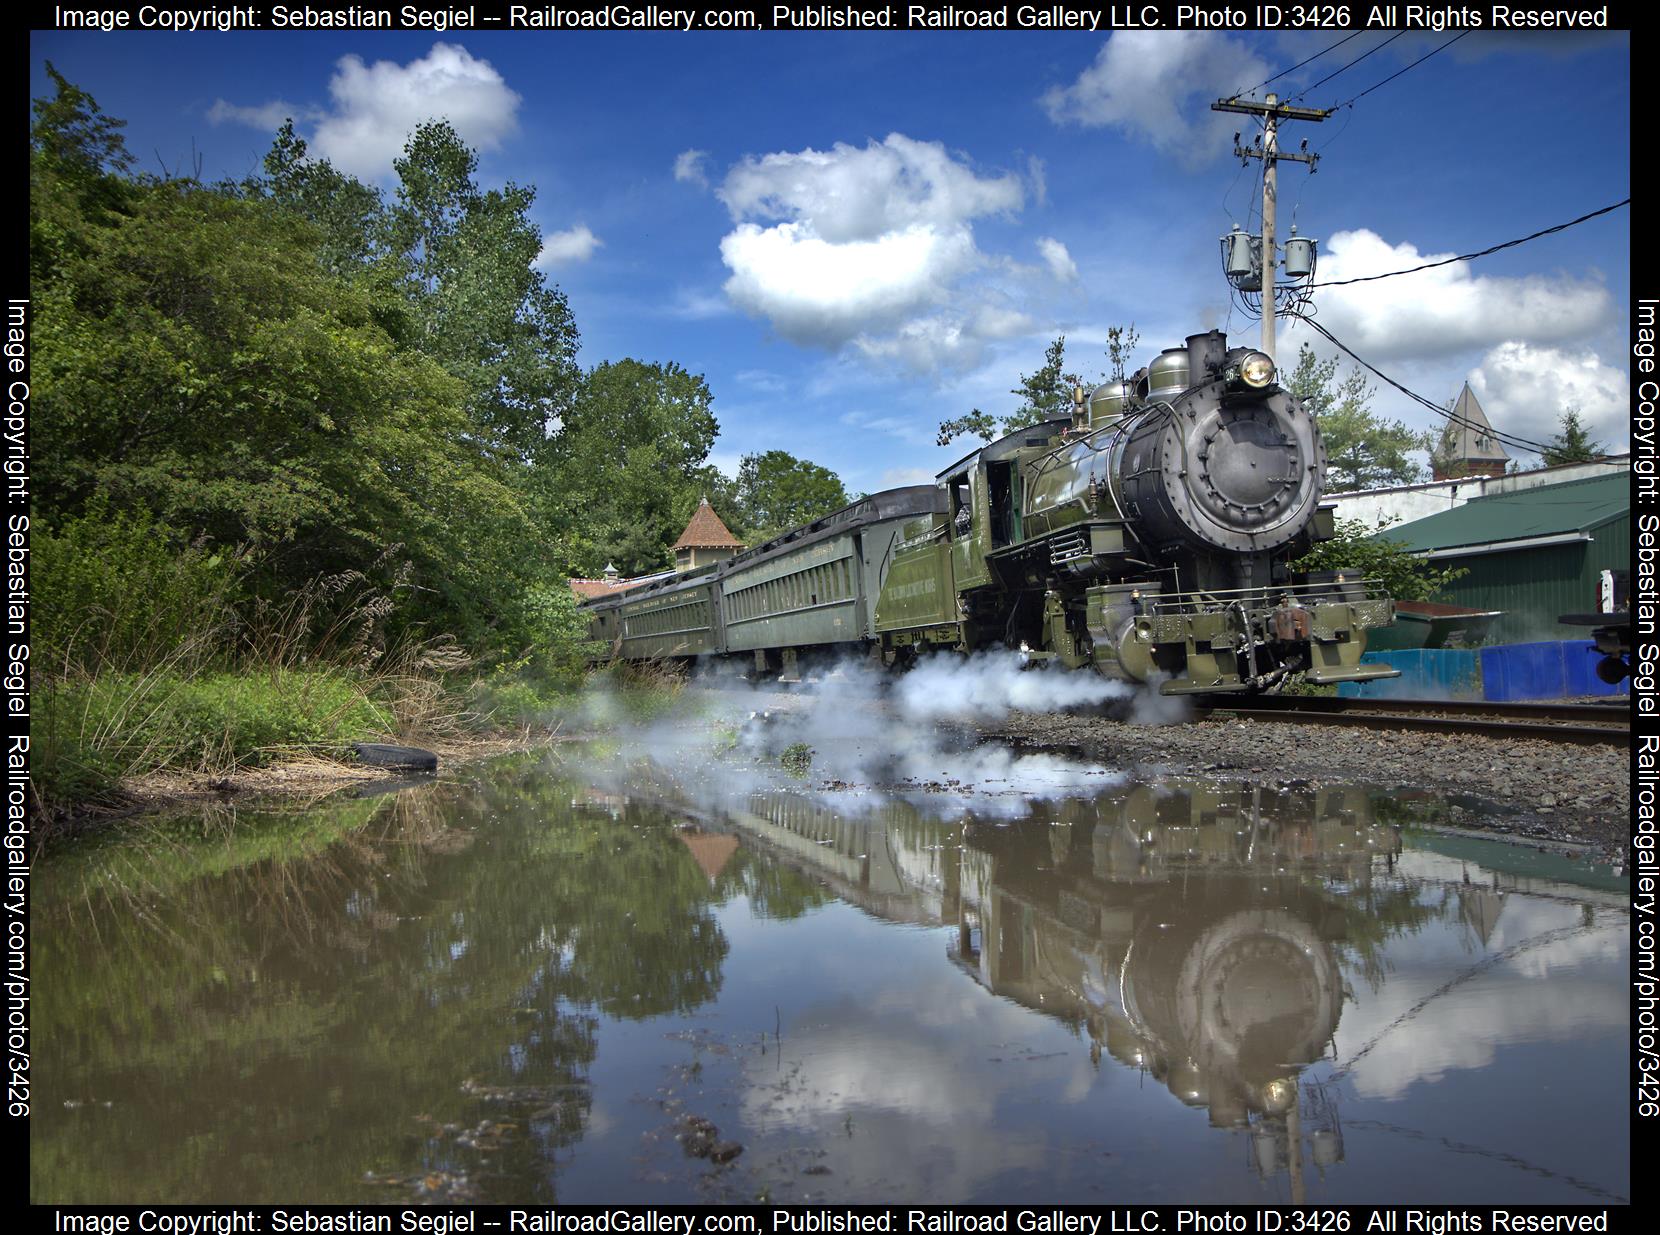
468;673;571;730
1294;517;1467;603
34;501;242;676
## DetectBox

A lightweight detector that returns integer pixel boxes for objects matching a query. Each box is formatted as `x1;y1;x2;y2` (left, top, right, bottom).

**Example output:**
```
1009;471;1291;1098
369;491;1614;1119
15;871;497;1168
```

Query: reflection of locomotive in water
680;779;1405;1191
584;331;1397;695
957;784;1394;1192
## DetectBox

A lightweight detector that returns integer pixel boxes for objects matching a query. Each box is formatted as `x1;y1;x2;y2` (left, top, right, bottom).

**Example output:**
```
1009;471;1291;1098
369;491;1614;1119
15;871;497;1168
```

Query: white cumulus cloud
537;225;602;267
1037;237;1077;282
1468;342;1629;453
212;42;520;180
721;221;980;344
1042;32;1273;166
713;133;1039;371
1311;228;1615;362
207;98;321;131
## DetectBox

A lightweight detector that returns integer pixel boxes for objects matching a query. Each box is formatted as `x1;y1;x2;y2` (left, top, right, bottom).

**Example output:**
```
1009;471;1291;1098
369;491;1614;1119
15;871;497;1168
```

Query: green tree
937;336;1085;446
30;61;134;193
1105;321;1140;383
550;360;722;576
1292;518;1465;603
388;122;583;466
31;75;562;659
251;119;583;468
735;450;849;542
1541;406;1606;466
256;120;390;278
30;62;139;294
1288;344;1429;491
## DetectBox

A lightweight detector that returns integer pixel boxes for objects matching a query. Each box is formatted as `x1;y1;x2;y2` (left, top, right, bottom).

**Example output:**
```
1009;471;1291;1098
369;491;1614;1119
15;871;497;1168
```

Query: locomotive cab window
948;476;971;538
986;462;1014;548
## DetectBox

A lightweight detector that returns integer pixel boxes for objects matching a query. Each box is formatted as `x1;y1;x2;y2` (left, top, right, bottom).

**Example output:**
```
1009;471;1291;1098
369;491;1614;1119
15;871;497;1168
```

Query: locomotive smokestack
1187;331;1227;381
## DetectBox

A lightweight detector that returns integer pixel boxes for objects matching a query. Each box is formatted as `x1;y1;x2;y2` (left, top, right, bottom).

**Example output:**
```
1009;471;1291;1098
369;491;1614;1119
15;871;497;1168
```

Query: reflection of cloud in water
734;967;1095;1198
1334;893;1628;1102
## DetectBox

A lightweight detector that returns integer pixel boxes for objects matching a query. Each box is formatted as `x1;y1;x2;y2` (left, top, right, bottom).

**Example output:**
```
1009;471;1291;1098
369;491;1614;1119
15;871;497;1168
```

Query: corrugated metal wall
1430;511;1630;643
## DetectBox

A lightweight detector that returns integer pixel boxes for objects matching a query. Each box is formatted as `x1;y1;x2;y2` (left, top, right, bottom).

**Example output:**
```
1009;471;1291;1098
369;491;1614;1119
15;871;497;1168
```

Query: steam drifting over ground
894;651;1130;721
566;651;1175;819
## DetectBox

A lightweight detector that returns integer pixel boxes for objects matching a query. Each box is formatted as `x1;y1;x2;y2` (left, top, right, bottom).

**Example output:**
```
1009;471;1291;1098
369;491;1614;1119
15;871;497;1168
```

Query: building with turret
1431;384;1510;480
569;499;746;600
672;497;744;571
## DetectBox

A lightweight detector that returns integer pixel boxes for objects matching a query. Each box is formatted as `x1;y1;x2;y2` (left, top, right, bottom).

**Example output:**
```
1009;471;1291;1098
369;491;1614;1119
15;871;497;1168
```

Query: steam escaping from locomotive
581;328;1398;697
894;650;1129;721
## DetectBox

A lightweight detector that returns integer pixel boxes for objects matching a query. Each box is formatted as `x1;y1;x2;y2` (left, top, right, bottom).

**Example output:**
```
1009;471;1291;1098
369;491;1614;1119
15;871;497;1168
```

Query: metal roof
1377;472;1630;555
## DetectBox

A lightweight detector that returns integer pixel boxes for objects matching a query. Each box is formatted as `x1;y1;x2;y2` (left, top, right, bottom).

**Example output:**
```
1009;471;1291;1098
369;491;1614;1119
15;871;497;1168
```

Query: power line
1333;31;1471;109
1285;313;1557;456
1308;198;1630;288
1235;31;1366;100
1290;32;1404;103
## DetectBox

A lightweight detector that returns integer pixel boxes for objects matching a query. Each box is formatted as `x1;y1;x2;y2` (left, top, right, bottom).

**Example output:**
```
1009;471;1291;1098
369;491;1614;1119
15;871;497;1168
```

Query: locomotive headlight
1238;352;1276;388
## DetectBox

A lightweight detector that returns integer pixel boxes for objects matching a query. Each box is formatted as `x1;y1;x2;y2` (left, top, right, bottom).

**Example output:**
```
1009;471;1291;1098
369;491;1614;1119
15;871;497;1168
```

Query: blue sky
30;28;1631;495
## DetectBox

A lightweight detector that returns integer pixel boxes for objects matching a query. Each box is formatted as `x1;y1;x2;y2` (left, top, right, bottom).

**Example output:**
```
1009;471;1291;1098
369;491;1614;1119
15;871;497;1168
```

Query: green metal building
1376;472;1630;644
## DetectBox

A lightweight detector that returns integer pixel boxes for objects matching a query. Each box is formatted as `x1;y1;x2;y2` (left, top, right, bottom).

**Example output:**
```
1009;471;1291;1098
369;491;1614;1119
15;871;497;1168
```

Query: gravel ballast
978;706;1631;863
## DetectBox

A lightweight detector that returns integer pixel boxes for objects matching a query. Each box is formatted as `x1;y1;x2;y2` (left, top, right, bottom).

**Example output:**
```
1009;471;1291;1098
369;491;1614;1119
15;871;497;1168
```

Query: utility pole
1212;93;1327;361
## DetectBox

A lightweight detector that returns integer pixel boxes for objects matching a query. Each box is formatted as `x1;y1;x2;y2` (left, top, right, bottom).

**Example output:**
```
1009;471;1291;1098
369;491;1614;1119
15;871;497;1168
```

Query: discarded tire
350;743;438;772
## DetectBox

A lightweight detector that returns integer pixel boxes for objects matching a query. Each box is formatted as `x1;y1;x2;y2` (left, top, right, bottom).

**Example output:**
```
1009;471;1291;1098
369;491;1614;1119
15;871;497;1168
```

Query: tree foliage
938;336;1085;446
255;119;583;467
549;359;725;576
936;328;1142;447
1293;518;1466;603
735;450;849;543
30;68;574;668
387;122;582;464
1288;344;1429;492
1541;406;1607;466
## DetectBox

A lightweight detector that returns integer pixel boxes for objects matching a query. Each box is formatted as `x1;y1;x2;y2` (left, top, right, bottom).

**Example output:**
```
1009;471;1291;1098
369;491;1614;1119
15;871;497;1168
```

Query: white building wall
1324;457;1629;530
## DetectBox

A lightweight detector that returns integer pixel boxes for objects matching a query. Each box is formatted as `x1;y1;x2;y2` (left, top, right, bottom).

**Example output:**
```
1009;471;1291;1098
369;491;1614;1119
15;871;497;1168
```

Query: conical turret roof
672;497;743;550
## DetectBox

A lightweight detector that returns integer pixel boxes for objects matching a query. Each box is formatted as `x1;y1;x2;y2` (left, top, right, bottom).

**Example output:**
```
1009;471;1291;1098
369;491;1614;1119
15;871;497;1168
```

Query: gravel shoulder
978;706;1631;862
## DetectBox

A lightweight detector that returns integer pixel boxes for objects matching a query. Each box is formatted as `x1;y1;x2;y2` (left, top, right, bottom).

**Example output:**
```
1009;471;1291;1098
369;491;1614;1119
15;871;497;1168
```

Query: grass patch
35;669;394;806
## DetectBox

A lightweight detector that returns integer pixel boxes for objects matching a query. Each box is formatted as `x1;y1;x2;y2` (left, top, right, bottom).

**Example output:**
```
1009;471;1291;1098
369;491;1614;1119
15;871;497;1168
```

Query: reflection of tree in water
34;762;755;1203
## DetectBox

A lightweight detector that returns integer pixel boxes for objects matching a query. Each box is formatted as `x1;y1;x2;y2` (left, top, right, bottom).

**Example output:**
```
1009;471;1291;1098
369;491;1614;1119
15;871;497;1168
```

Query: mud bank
37;732;571;843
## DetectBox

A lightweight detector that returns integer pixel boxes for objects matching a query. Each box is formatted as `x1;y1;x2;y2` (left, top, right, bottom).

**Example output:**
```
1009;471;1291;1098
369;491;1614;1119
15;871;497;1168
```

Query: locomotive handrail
1140;577;1390;614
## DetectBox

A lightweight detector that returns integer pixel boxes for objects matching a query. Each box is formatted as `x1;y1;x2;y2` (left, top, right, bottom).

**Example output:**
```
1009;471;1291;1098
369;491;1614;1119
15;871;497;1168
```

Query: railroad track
1195;694;1631;746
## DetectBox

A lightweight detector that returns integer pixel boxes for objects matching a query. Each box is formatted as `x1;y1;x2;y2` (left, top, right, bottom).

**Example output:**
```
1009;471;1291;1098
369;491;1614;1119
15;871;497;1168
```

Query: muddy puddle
33;692;1630;1204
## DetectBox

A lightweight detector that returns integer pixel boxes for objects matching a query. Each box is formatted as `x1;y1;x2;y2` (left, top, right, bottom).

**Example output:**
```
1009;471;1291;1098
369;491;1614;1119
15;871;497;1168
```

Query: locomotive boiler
582;328;1397;696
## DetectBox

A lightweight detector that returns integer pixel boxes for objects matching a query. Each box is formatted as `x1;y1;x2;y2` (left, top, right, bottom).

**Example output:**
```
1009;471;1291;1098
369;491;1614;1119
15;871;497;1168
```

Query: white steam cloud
568;651;1157;818
896;652;1128;722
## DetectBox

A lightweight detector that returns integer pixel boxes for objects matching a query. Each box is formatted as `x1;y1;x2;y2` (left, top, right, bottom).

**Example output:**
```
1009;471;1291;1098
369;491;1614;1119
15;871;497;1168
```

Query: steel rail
1196;696;1629;746
1200;694;1628;724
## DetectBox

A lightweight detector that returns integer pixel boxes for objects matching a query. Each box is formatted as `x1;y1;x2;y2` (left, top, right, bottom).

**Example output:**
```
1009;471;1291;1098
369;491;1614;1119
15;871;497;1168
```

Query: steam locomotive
582;328;1397;695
